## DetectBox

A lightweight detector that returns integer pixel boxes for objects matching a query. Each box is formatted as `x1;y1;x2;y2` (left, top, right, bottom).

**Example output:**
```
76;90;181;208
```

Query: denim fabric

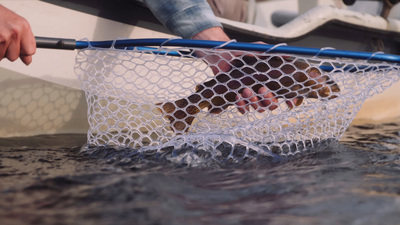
144;0;222;39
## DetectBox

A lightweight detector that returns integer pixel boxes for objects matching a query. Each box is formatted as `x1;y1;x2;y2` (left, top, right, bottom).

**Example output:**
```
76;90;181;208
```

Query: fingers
0;38;11;62
258;86;278;111
235;86;307;114
19;24;36;65
235;87;279;114
0;6;36;65
243;88;260;111
20;55;33;65
236;93;248;115
235;88;251;114
4;33;21;62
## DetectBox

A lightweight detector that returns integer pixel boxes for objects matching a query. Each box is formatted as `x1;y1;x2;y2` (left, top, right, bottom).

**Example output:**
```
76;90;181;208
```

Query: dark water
1;121;400;225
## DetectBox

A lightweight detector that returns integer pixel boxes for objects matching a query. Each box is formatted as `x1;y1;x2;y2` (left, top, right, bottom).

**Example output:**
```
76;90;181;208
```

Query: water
1;121;400;225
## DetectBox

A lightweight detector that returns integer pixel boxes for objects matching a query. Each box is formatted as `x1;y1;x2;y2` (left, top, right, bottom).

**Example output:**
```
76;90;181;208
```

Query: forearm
144;1;232;74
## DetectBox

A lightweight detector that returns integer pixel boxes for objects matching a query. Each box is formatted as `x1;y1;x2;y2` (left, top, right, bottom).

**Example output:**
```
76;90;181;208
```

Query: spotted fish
157;55;340;133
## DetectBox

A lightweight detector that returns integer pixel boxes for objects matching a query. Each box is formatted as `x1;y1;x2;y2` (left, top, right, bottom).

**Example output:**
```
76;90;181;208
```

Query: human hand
192;28;279;114
158;27;340;133
157;52;340;133
230;55;340;114
196;51;340;115
0;5;36;65
194;48;284;114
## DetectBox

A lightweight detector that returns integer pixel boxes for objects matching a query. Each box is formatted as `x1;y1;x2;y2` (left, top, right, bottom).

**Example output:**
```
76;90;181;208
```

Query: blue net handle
35;36;400;63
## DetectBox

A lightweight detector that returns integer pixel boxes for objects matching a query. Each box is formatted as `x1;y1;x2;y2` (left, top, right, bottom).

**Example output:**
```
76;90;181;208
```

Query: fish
157;55;341;134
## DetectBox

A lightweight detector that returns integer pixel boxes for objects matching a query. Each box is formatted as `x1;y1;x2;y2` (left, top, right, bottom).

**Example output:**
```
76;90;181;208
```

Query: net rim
75;38;400;63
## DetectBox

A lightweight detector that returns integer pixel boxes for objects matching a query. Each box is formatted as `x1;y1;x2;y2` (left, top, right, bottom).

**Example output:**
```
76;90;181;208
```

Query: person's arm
191;26;229;41
143;0;279;113
143;0;224;39
0;5;36;65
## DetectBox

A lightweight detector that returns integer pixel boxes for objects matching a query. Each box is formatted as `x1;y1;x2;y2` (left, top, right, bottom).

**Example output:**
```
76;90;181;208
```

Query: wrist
191;27;230;42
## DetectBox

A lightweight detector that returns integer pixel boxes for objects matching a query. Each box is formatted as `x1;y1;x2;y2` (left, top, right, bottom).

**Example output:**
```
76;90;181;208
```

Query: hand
0;5;36;65
159;28;339;133
235;86;279;114
197;52;284;114
194;48;336;115
191;27;339;115
192;28;281;114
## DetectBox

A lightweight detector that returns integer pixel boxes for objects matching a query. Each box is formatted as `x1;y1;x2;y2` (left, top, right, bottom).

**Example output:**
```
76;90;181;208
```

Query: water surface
1;121;400;225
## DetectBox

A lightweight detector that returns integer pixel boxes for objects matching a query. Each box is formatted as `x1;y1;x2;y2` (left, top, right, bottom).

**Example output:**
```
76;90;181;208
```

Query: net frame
73;38;400;162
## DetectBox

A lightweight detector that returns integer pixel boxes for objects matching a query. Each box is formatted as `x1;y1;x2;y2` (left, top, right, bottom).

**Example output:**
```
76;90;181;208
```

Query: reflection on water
0;120;400;225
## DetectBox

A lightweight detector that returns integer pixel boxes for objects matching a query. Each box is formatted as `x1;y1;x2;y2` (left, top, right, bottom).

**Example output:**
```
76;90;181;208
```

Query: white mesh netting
74;43;400;161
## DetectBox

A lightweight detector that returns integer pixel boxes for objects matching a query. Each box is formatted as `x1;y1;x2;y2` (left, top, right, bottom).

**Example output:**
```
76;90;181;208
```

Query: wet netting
74;39;400;162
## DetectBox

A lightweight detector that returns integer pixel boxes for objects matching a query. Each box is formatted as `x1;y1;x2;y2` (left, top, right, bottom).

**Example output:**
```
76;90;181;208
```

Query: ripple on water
0;121;399;225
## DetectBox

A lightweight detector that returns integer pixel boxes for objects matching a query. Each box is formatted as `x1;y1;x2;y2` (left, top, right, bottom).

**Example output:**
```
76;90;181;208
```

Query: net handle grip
35;36;77;50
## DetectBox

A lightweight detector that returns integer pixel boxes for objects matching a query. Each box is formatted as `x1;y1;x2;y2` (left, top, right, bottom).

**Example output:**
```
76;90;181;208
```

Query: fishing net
74;40;400;162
